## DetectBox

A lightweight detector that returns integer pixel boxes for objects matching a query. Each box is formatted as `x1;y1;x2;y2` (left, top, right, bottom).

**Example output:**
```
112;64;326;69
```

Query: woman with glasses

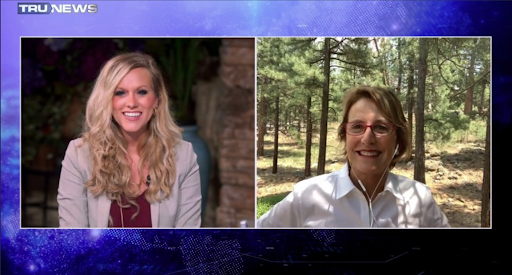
257;86;450;228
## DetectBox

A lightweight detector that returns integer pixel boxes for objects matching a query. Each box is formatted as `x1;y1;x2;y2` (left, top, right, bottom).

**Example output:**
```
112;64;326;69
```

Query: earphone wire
352;169;380;227
350;144;398;227
369;144;398;201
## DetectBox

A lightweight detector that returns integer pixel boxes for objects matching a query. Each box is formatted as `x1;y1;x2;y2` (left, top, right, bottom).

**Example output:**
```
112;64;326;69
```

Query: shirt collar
334;165;357;200
335;164;406;201
382;173;406;201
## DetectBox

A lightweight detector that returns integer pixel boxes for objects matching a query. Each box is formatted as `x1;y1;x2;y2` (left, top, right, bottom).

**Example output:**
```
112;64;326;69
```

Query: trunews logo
18;3;98;14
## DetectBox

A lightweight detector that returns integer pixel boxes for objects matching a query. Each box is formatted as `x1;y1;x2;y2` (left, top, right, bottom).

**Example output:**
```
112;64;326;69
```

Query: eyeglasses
344;122;396;136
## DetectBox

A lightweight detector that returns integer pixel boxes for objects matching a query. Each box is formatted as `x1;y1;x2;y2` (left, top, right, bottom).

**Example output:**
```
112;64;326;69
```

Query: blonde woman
57;52;201;228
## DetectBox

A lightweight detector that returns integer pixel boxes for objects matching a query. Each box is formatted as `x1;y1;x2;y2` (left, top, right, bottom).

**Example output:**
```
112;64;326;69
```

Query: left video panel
20;37;256;228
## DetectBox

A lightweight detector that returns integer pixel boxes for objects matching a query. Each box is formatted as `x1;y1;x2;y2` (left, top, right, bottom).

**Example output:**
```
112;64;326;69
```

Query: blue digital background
1;1;507;274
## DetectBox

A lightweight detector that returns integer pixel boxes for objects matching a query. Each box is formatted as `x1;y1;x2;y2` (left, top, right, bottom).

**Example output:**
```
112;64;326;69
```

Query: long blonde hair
80;52;182;217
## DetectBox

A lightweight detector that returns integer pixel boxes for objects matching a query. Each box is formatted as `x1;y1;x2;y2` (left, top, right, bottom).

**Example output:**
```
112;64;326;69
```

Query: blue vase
181;125;210;219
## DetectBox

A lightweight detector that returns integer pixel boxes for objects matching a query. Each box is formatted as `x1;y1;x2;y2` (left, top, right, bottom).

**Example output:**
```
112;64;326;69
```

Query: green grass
256;192;289;218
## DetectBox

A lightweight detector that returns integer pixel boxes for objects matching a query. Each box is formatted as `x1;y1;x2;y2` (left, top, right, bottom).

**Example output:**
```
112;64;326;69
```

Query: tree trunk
305;96;312;177
317;37;331;175
284;110;289;132
414;38;428;184
397;38;403;94
257;80;266;157
481;111;490;227
478;80;484;115
479;60;489;116
373;38;388;86
272;94;279;174
353;68;357;86
406;53;415;161
464;41;476;115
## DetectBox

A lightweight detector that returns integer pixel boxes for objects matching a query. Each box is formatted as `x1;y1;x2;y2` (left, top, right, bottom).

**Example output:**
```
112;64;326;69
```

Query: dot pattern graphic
103;229;154;250
180;235;244;275
309;229;336;246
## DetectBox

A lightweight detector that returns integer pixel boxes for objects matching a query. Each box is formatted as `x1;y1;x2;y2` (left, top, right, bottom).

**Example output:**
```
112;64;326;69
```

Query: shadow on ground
436;181;484;227
257;166;310;187
263;140;299;148
438;147;485;170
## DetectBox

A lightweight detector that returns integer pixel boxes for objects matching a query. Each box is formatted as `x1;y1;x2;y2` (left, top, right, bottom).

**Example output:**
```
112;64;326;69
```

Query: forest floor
257;126;488;228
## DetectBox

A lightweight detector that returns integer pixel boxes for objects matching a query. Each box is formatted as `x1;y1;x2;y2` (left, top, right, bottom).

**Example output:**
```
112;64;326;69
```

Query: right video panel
256;37;491;228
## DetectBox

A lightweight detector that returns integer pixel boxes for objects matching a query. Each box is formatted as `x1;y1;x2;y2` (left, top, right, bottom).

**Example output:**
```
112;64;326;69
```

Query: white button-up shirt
257;165;450;228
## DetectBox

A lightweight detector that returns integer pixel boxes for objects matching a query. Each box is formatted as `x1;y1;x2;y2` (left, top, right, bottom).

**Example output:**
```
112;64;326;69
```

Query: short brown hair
337;86;411;169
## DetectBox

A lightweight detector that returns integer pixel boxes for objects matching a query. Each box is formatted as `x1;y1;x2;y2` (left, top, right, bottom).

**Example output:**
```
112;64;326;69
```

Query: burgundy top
109;176;152;228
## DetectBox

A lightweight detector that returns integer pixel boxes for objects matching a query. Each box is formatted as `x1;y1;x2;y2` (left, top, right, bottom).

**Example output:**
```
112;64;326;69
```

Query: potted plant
145;38;209;125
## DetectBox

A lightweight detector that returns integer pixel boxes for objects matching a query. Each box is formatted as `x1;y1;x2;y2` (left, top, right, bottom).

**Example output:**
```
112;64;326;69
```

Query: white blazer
57;138;202;228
